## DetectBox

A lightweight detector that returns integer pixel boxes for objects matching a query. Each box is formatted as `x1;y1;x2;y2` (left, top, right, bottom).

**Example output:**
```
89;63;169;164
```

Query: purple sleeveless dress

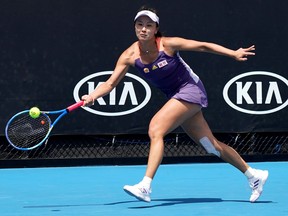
134;51;208;107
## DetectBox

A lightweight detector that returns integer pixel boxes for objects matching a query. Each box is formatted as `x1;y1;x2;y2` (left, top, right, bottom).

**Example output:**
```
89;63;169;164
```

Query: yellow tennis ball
29;107;41;119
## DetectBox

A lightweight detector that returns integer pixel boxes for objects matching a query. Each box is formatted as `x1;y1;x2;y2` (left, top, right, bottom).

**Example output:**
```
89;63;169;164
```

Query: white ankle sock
244;167;256;179
141;176;152;188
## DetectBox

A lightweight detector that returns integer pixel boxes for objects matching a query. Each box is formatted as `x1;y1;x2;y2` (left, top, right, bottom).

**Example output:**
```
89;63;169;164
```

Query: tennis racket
5;101;84;151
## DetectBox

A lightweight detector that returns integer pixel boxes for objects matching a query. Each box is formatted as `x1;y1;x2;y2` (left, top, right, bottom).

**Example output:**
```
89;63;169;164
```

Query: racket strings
7;113;51;148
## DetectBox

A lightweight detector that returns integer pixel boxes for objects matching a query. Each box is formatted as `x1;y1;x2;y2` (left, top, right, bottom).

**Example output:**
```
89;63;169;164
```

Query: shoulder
162;36;205;52
160;36;185;55
162;36;189;48
119;42;139;65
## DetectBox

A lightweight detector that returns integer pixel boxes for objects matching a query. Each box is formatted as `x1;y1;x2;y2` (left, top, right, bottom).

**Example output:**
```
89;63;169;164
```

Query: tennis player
82;6;268;203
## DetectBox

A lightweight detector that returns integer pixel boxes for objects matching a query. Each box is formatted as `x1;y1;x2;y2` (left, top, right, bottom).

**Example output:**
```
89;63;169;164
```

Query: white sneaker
249;169;269;202
123;183;152;202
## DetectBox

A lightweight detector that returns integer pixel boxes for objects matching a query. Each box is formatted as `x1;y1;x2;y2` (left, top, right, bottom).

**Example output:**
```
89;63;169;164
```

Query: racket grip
67;101;84;112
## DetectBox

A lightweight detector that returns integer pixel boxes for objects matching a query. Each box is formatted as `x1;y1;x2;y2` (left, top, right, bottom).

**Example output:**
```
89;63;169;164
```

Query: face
135;16;158;41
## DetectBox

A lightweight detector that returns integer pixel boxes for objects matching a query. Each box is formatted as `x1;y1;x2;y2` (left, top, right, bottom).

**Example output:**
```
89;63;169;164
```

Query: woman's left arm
201;42;255;61
164;37;255;61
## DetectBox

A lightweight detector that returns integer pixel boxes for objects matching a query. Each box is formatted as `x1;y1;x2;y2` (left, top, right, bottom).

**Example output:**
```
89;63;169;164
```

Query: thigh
181;111;216;144
149;99;202;136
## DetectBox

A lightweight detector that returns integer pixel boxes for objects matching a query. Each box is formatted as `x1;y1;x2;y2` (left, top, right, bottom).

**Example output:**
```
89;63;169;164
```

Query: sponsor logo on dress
152;65;158;70
157;60;168;68
143;68;150;73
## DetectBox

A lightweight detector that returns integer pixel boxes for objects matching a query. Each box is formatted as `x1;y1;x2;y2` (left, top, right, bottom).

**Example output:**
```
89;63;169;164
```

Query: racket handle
67;101;84;112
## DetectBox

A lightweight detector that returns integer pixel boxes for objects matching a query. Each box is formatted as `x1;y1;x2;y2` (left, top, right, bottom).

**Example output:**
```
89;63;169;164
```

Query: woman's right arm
81;48;133;107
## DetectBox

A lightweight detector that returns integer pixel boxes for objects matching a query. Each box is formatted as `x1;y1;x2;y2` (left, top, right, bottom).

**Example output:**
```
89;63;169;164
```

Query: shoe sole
123;187;151;202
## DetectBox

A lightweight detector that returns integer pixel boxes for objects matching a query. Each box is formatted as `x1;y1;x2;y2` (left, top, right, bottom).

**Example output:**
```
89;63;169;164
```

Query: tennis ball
29;107;41;119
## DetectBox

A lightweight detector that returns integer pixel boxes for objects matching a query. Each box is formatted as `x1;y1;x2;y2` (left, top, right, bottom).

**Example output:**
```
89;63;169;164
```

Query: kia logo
223;71;288;114
73;71;151;116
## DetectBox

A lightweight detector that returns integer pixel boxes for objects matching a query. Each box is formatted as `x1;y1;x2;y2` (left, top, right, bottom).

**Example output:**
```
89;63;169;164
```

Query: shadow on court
23;198;274;209
104;197;274;209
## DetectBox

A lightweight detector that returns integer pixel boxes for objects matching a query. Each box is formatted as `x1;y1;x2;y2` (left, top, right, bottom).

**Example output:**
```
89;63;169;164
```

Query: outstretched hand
234;45;255;61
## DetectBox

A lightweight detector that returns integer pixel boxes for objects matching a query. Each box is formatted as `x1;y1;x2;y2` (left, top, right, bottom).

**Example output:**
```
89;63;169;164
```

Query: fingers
235;45;256;61
244;45;255;53
244;45;256;56
237;57;248;62
244;52;255;58
246;45;256;51
81;94;95;107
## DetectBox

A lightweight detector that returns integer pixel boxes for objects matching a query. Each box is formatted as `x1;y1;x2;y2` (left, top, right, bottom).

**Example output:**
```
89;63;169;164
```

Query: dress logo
143;68;150;73
152;65;158;70
157;60;168;68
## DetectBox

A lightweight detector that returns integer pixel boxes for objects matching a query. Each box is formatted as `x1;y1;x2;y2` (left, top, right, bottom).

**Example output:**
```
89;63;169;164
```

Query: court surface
0;161;287;216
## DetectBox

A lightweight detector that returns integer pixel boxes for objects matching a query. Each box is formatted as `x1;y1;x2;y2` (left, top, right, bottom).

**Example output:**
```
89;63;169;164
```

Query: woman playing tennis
82;6;268;203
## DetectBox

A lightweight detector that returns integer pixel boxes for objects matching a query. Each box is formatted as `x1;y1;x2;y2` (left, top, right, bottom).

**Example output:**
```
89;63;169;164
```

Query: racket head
5;110;52;150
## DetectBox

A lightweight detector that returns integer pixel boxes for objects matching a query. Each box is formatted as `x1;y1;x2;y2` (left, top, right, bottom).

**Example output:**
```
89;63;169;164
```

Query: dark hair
136;6;162;38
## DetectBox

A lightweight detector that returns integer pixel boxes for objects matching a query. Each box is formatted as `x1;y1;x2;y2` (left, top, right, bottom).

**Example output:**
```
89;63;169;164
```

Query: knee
199;137;222;157
148;122;164;140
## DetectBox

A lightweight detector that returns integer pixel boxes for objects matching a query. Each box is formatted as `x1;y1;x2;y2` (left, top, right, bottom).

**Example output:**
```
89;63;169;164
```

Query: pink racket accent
67;101;84;112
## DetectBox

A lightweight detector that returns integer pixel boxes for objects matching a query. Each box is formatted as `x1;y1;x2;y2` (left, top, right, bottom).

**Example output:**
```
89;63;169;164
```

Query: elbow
196;42;210;52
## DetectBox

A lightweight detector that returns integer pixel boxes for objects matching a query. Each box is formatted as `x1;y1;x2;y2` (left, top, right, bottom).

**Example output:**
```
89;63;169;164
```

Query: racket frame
5;101;84;151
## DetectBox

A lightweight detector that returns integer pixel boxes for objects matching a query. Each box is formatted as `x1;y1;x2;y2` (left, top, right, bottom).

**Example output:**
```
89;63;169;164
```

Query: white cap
134;10;160;25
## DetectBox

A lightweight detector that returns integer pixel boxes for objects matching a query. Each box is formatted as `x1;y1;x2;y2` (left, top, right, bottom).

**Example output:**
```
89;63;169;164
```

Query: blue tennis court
0;161;287;216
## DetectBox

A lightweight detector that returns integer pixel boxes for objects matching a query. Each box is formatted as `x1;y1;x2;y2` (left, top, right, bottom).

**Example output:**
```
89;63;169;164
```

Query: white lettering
223;71;288;115
119;82;138;105
256;82;262;104
236;81;283;105
236;82;253;104
88;82;106;105
87;81;138;106
265;81;282;104
73;71;152;116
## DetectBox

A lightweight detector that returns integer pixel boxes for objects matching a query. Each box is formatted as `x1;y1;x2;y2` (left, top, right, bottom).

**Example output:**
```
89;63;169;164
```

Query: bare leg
124;100;267;203
181;111;249;173
145;99;202;179
180;110;270;203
